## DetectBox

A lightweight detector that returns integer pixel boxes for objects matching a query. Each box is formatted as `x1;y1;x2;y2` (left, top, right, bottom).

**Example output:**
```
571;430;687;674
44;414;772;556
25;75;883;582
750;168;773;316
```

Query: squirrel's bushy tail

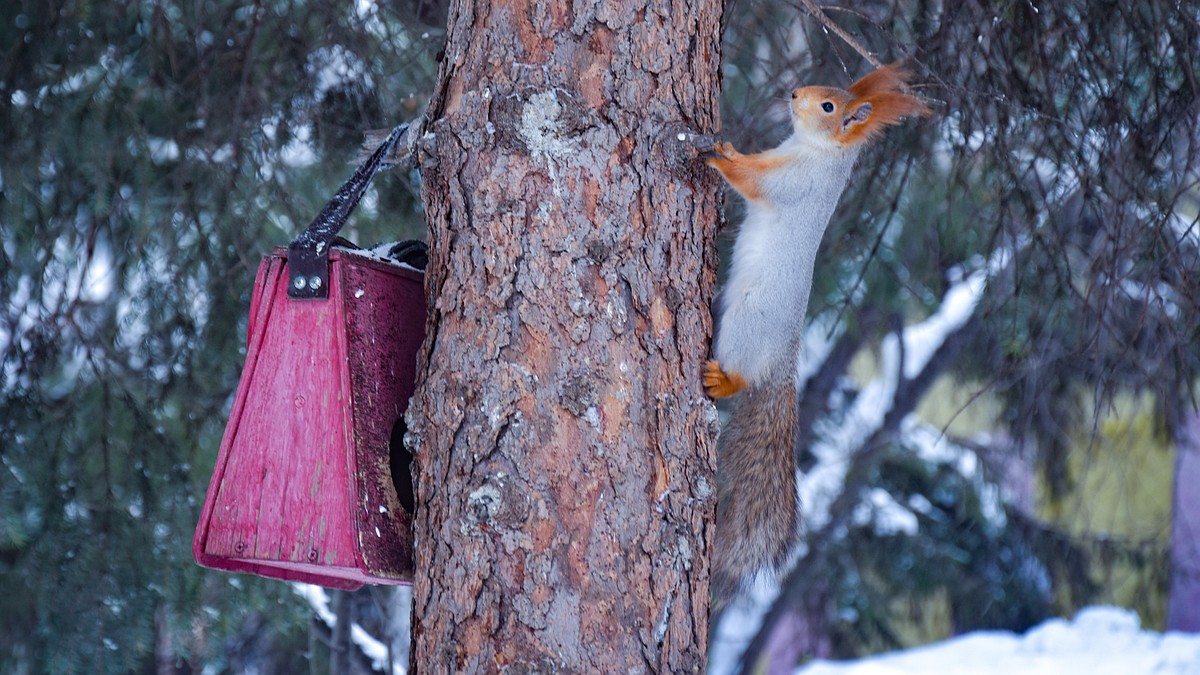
712;381;798;603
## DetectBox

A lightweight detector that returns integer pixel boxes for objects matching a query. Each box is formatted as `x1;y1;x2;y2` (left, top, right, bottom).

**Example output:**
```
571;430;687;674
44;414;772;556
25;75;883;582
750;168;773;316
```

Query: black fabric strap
287;123;408;299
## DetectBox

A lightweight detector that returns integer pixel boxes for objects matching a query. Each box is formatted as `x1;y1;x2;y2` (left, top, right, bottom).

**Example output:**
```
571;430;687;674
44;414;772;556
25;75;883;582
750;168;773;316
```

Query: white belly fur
715;205;816;385
712;142;858;387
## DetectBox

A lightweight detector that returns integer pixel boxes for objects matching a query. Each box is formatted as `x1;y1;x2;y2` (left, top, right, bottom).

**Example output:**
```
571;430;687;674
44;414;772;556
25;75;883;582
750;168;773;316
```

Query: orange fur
704;360;748;398
705;143;790;203
790;87;856;144
837;62;931;146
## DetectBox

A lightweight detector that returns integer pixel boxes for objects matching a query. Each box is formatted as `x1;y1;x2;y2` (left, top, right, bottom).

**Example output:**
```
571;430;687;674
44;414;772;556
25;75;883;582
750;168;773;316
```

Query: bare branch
795;0;884;69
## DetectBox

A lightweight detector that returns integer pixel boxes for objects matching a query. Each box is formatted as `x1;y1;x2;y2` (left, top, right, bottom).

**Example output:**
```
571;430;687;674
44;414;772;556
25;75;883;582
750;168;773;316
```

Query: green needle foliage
3;0;1199;671
1;1;434;671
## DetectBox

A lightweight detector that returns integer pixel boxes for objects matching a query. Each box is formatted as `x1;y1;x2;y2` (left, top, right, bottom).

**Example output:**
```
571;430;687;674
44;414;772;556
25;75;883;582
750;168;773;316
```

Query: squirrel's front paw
700;140;734;164
704;360;748;398
697;139;736;162
712;142;738;158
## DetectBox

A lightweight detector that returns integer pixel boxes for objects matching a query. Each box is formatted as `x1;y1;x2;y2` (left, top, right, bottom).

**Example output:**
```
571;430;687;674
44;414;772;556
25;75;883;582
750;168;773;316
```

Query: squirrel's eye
791;91;798;99
820;101;835;113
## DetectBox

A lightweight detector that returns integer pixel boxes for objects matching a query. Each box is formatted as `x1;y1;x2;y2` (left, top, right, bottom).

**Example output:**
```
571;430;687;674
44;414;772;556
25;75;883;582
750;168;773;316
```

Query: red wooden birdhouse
193;126;425;589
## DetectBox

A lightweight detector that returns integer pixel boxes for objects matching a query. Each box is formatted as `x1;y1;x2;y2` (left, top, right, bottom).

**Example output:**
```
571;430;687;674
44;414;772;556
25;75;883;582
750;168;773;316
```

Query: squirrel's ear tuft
848;62;912;99
837;61;931;145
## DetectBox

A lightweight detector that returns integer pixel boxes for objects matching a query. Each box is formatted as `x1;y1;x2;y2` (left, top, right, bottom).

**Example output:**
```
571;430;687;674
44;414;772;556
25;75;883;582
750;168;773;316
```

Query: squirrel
700;62;930;601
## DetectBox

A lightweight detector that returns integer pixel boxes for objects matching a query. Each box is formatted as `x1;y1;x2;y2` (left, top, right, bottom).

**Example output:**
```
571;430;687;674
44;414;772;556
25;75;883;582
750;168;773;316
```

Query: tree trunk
331;590;352;675
154;603;174;675
405;0;723;670
1168;408;1200;631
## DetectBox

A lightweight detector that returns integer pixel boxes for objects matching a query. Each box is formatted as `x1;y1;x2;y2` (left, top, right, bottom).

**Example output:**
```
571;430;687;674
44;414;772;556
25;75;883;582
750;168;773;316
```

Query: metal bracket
287;240;330;299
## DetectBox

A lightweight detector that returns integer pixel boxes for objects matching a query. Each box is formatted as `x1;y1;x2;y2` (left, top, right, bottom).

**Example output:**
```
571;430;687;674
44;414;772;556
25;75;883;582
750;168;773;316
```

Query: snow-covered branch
799;251;998;536
293;584;405;675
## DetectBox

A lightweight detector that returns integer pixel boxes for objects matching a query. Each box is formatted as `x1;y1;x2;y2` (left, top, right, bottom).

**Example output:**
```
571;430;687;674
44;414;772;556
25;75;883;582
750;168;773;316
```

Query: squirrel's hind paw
704;360;747;398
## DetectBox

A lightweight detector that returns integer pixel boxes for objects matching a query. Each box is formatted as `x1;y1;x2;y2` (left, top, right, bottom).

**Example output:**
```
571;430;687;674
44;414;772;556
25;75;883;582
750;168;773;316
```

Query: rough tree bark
404;0;724;671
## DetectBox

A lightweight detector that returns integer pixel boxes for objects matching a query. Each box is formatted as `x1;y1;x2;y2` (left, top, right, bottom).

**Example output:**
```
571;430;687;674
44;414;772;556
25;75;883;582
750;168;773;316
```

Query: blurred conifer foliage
714;0;1199;668
1;1;435;671
2;0;1199;672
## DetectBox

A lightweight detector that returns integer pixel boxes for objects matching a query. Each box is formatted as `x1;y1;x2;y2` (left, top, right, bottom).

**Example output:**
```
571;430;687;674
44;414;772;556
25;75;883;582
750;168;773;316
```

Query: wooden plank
203;257;356;569
341;251;425;580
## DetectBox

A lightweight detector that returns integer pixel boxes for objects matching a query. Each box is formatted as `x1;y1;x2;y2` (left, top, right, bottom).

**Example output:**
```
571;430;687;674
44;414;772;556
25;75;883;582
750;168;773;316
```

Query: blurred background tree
1;1;436;671
710;1;1199;673
2;0;1197;673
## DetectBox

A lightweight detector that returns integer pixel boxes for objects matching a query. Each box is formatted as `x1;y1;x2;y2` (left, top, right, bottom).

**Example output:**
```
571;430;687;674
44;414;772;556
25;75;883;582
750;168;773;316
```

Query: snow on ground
796;606;1200;675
